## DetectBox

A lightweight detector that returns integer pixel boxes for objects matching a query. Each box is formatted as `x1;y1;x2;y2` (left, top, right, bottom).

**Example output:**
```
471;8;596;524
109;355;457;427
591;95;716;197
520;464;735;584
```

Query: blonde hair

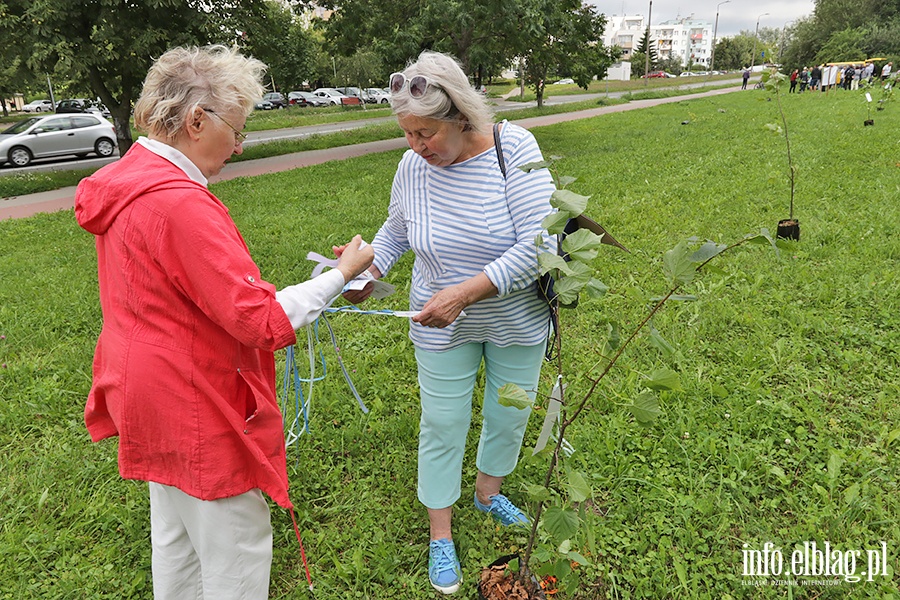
134;45;266;140
390;51;493;133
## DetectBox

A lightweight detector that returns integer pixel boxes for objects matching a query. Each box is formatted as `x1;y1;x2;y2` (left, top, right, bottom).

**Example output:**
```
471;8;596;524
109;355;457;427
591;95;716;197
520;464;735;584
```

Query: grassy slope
1;88;898;599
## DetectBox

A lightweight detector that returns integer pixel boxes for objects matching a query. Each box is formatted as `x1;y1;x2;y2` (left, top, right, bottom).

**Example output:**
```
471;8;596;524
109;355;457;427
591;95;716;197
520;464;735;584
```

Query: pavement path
0;84;742;220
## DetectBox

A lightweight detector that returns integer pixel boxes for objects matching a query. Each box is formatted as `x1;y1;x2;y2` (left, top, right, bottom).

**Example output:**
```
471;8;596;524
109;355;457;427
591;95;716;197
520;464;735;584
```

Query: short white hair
390;51;493;133
134;45;266;140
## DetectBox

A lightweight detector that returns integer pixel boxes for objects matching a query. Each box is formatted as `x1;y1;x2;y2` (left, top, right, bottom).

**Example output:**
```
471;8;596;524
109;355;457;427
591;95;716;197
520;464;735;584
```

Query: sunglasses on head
389;72;432;98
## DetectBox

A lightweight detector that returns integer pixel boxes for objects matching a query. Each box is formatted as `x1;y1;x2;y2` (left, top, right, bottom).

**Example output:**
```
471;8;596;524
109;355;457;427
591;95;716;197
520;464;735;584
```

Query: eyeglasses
202;108;247;144
389;73;432;98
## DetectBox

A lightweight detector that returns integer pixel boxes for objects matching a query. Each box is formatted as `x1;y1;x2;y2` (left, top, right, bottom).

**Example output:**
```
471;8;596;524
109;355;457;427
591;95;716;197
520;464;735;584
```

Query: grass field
1;86;899;599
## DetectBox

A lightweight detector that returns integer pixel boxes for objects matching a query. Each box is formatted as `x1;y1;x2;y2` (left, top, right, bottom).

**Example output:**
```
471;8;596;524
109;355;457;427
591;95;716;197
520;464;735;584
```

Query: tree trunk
109;106;133;156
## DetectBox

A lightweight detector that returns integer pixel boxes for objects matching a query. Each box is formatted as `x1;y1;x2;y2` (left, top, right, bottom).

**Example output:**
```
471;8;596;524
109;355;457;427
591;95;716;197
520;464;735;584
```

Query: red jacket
75;144;298;508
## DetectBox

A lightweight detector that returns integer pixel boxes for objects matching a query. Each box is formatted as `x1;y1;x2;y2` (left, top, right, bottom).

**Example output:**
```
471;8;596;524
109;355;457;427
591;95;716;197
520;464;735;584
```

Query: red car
641;71;672;78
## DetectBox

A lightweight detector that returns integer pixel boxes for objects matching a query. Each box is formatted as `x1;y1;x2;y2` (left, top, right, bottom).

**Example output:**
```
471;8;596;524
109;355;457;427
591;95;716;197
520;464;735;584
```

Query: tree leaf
518;160;552;173
605;321;621;351
565;468;592;503
628;391;662;424
550;188;590;216
646;367;682;391
584;278;608;298
525;483;552;503
543;506;579;541
566;260;593;283
690;240;728;263
553;274;585;305
538;252;572;277
498;383;531;410
542;210;571;235
662;241;695;287
561;229;604;261
648;325;676;358
558;175;577;188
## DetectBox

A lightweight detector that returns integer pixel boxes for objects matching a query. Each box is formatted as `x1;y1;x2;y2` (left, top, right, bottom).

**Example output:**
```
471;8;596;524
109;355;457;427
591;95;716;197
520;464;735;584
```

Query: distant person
799;67;809;92
810;65;822;90
882;61;892;81
75;44;374;599
742;67;750;90
789;69;799;93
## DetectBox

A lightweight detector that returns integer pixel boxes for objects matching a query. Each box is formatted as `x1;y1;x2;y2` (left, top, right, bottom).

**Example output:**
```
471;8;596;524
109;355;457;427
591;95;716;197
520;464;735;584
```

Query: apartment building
603;14;714;67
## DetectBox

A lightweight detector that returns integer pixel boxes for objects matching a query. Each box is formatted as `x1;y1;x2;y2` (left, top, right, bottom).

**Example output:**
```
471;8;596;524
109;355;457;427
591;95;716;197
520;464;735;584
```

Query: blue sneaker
428;538;461;594
474;493;530;527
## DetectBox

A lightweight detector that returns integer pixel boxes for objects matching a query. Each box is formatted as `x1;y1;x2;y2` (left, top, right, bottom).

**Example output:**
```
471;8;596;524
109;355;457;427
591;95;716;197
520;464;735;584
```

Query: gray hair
134;45;266;140
390;51;493;134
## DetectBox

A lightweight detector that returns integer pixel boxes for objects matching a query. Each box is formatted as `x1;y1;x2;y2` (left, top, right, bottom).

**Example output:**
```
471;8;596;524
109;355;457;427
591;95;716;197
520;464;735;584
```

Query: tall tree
318;0;527;84
517;0;617;108
3;0;266;155
636;28;658;66
242;0;319;91
713;35;758;70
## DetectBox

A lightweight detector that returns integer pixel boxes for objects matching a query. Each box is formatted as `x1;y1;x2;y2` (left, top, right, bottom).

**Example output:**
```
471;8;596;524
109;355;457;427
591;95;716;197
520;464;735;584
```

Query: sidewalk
0;85;741;220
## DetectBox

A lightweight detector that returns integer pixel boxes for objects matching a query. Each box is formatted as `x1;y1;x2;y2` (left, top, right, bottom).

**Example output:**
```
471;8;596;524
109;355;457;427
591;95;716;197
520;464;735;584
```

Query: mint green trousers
414;342;545;509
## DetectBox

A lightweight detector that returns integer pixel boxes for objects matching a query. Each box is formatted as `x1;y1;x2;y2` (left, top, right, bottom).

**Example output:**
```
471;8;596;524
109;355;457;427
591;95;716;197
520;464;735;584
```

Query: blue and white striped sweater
371;122;557;352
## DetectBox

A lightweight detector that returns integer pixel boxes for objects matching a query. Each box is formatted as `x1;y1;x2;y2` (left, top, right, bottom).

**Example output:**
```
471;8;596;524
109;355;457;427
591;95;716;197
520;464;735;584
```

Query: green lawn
1;88;898;599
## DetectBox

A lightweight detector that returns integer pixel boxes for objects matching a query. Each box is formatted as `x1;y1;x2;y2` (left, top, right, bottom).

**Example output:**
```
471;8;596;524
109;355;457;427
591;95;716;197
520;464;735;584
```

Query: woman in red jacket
75;45;373;599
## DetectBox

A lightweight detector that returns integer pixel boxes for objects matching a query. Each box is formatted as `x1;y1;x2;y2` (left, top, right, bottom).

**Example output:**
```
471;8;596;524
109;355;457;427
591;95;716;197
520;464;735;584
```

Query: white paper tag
533;376;565;455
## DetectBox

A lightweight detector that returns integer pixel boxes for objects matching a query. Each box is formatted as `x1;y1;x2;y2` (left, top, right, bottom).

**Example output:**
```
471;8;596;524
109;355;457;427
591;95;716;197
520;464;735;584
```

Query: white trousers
150;482;273;600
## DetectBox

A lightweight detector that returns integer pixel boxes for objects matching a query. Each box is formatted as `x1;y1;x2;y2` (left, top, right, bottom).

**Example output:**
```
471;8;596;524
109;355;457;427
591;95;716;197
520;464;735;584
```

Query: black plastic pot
477;554;547;600
777;218;800;241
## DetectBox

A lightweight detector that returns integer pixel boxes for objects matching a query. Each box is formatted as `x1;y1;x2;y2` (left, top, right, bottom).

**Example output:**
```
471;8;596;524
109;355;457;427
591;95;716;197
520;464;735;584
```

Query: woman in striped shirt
344;51;556;595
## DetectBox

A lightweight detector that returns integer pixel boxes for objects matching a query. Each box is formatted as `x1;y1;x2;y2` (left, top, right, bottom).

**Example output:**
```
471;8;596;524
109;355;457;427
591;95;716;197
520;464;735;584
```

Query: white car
553;78;575;85
22;99;54;113
364;88;391;104
0;113;117;167
312;88;350;105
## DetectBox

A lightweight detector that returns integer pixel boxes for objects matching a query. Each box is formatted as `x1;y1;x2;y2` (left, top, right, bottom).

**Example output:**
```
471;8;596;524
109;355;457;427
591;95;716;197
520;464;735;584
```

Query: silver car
0;113;117;167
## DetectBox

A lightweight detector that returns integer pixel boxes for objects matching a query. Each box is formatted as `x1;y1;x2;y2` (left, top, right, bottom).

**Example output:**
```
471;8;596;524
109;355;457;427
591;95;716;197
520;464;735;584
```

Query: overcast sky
591;0;817;38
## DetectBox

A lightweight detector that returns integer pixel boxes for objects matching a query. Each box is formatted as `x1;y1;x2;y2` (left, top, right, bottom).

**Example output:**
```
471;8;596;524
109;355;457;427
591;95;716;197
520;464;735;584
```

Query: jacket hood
75;143;206;235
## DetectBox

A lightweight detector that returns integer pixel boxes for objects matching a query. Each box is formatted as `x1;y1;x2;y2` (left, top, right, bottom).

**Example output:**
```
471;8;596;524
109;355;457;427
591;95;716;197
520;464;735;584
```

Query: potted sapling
761;69;800;241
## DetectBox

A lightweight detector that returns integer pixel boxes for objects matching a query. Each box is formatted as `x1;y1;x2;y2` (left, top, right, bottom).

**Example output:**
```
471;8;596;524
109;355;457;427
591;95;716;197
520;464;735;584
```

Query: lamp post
750;12;769;71
708;0;730;80
644;0;652;86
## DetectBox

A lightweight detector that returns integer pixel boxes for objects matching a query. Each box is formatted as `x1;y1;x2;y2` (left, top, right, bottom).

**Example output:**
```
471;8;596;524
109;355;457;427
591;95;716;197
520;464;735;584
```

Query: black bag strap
493;122;506;179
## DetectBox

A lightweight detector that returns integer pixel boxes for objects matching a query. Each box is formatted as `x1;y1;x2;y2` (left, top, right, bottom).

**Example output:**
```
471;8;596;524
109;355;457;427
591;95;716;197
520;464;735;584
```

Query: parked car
0;113;117;168
642;71;675;78
364;88;391;104
288;91;328;107
262;92;287;109
335;87;370;102
55;98;92;113
254;98;274;110
312;88;349;105
22;99;54;113
55;98;112;118
553;78;575;85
